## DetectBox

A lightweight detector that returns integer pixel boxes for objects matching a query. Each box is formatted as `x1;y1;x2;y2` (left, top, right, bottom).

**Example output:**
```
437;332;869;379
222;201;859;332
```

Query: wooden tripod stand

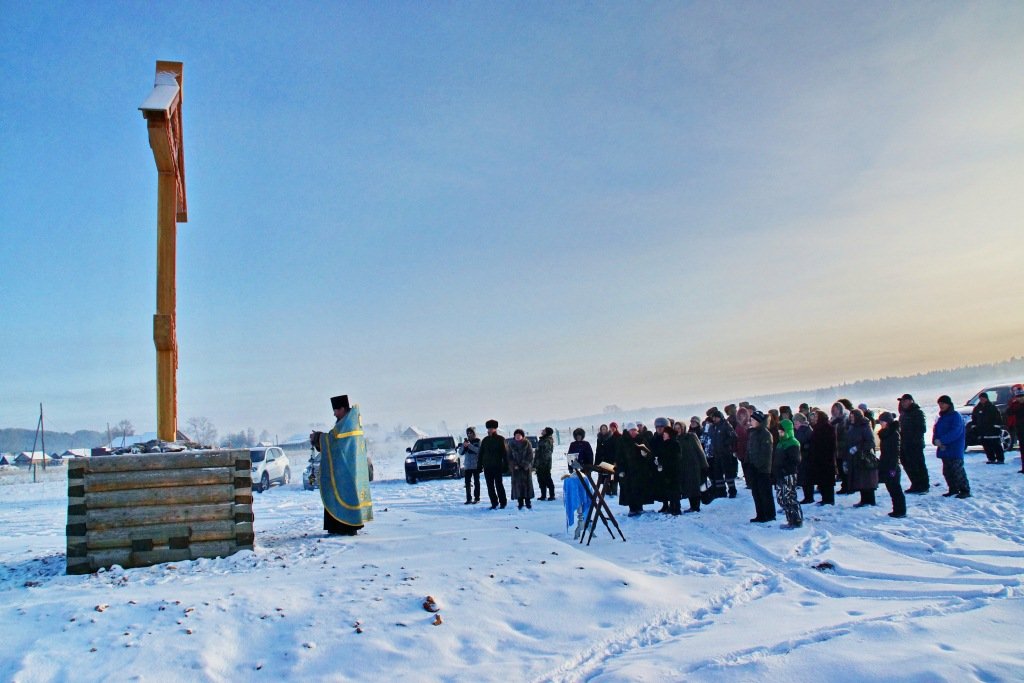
575;466;626;545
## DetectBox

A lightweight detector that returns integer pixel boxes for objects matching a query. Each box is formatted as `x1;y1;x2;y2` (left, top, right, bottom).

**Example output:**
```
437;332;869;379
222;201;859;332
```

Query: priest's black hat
331;395;350;410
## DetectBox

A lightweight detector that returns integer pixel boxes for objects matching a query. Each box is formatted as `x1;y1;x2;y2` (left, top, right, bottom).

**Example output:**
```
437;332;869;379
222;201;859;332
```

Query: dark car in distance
405;436;461;484
957;385;1018;452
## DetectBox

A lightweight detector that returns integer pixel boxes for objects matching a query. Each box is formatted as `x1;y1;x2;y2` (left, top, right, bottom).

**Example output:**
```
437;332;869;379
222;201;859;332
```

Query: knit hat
793;412;808;424
937;395;953;406
1013;384;1024;397
485;419;499;429
625;422;638;431
654;417;669;428
878;412;895;424
749;410;767;424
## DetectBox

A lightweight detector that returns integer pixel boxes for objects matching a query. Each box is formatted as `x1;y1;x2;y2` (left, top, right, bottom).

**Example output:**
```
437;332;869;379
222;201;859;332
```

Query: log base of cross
66;449;254;574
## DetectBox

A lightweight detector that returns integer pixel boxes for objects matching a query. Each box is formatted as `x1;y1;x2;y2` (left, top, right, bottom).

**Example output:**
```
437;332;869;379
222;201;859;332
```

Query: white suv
250;447;291;493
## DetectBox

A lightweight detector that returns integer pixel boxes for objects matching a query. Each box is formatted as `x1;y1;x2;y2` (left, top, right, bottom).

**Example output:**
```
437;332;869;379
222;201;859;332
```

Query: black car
957;385;1018;452
404;436;461;484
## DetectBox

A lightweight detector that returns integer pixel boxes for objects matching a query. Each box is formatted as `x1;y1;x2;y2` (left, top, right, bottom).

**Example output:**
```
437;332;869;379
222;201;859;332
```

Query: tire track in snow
535;573;780;683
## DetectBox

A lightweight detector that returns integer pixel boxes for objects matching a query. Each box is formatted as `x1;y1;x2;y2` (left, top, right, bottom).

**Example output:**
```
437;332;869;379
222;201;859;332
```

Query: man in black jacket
898;394;929;494
479;419;508;509
972;392;1005;464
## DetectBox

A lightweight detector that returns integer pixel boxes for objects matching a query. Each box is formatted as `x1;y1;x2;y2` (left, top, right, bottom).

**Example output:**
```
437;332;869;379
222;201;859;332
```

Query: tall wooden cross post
139;61;188;442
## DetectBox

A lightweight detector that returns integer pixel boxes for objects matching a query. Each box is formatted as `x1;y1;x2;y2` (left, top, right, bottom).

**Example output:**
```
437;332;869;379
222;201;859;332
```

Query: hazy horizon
2;3;1022;437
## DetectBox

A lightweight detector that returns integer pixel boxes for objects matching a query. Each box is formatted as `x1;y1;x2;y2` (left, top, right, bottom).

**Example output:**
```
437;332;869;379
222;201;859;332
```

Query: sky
2;1;1022;439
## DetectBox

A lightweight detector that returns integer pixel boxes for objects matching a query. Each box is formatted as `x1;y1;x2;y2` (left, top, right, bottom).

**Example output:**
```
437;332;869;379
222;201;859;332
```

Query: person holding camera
459;427;482;504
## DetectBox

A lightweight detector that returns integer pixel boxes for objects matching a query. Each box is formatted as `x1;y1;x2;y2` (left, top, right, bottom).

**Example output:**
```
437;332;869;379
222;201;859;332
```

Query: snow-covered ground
1;440;1022;682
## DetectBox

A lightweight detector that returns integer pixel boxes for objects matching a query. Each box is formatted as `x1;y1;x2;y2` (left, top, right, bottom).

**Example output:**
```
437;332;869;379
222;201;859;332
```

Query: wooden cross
139;61;187;442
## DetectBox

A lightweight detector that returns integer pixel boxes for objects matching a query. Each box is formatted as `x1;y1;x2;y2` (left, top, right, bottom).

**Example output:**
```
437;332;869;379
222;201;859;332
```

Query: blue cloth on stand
563;476;592;530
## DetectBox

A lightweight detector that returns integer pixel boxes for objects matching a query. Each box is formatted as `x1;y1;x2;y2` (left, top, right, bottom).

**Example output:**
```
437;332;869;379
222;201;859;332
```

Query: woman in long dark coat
676;424;709;512
617;423;654;516
877;412;907;518
653;427;682;514
847;409;879;507
831;402;852;494
809;410;837;505
507;429;535;509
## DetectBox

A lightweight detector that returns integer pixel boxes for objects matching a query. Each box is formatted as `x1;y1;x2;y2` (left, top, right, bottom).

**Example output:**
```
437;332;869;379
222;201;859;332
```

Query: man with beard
309;394;373;536
898;393;930;494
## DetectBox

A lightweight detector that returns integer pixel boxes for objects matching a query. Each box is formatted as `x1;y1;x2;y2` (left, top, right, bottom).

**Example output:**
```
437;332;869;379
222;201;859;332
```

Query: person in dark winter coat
810;410;837;505
735;407;753;489
617;423;654;516
459;427;482;504
934;395;970;498
972;392;1005;464
877;412;907;518
793;413;814;504
847;409;879;507
1009;385;1024;473
652;425;682;515
898;393;930;493
746;411;776;523
508;429;535;509
831;402;852;494
566;428;594;472
594;424;612;467
595;423;619;495
479;420;508;509
677;426;709;512
773;419;803;528
535;428;556;501
707;410;737;499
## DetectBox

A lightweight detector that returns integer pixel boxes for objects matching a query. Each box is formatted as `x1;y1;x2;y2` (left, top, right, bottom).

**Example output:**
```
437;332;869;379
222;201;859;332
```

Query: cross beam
140;61;187;442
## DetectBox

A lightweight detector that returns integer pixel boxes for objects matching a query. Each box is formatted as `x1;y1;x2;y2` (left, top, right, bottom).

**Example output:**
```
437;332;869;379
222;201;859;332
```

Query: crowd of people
455;385;1024;529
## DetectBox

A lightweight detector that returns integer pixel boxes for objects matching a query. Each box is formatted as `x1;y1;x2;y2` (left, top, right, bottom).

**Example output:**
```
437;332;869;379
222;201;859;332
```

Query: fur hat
572;427;585;439
543;427;554;437
749;410;767;425
330;395;350;410
485;419;499;430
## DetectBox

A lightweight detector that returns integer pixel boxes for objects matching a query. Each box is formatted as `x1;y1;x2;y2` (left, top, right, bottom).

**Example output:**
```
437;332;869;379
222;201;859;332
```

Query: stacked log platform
66;449;253;574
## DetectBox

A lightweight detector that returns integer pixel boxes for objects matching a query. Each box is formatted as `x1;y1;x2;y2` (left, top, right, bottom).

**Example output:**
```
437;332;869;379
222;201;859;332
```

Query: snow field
0;440;1022;682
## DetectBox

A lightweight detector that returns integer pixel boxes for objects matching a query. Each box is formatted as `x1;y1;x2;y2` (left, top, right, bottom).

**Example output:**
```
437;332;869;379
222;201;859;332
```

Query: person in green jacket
774;419;803;529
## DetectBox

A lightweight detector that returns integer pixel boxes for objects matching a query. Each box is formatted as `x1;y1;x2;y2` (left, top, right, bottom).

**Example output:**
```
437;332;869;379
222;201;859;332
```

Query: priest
310;395;374;535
